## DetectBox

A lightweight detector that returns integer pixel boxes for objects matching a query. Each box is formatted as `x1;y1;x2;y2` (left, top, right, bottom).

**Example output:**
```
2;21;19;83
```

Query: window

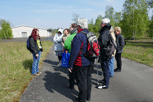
22;32;27;37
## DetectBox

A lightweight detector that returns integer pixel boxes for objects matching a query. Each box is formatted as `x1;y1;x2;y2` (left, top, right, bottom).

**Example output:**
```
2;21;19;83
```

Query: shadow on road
43;71;78;101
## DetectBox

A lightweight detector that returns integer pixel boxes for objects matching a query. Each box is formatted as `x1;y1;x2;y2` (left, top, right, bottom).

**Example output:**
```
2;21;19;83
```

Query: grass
0;41;53;102
122;39;153;67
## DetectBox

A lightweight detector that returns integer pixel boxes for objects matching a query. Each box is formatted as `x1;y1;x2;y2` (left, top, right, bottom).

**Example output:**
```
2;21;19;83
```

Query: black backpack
103;33;117;59
26;36;32;53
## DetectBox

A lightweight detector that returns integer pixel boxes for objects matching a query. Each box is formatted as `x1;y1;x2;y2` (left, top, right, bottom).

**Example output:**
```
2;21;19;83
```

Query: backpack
103;33;117;58
26;36;32;52
81;31;100;58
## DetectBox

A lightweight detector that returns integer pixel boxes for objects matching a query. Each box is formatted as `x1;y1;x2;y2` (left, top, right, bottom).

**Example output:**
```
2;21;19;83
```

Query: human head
58;28;63;35
115;27;121;35
101;18;110;28
70;23;77;32
31;28;39;40
64;29;69;35
77;18;88;29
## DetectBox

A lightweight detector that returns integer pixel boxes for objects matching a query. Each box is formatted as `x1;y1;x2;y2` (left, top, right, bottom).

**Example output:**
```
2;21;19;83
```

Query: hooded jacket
69;29;90;68
98;23;111;57
53;29;63;52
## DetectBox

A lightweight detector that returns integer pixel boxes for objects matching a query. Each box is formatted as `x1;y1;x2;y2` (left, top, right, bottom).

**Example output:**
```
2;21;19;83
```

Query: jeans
109;57;114;77
32;51;41;74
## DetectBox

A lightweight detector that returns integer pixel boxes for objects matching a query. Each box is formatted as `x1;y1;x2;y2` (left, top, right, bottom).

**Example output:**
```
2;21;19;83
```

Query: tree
88;19;94;32
94;15;103;32
72;13;79;23
105;6;115;27
121;0;149;39
114;12;122;27
0;20;13;39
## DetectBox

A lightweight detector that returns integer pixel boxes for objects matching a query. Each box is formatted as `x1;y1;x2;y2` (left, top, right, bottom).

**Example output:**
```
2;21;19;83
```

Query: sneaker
114;68;121;72
97;83;108;89
57;62;61;66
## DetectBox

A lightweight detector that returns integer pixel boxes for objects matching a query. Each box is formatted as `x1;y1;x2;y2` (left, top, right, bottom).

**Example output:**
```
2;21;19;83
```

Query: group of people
53;18;124;102
28;17;124;102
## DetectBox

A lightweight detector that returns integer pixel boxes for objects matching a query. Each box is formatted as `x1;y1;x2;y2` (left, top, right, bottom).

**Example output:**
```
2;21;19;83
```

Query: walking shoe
114;68;121;72
57;62;61;66
97;83;108;89
86;98;91;101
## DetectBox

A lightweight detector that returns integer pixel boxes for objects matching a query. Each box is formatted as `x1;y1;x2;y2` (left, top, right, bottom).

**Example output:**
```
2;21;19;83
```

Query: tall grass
0;41;53;102
122;39;153;67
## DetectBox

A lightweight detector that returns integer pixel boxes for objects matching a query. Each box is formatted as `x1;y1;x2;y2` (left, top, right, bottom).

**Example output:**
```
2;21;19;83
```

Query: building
12;25;51;38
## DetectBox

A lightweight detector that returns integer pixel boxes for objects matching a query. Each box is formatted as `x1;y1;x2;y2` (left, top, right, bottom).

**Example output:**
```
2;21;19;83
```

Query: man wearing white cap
69;18;92;102
98;18;112;89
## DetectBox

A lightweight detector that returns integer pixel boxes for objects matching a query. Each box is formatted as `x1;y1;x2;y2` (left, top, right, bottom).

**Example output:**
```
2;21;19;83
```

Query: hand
68;68;73;73
41;52;43;54
36;54;39;57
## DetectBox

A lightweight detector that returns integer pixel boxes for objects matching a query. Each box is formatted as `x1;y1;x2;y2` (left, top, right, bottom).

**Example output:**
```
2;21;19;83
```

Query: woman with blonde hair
61;29;70;46
109;27;116;77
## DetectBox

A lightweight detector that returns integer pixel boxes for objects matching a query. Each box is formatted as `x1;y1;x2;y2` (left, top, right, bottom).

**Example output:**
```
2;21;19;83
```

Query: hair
71;23;77;28
31;28;39;40
110;27;114;33
64;28;69;33
115;27;121;33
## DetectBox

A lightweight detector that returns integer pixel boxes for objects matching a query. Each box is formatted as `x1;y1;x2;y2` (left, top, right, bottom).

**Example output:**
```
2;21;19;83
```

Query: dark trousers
58;55;62;61
115;53;122;70
100;59;110;87
73;65;92;102
89;57;95;74
69;71;75;88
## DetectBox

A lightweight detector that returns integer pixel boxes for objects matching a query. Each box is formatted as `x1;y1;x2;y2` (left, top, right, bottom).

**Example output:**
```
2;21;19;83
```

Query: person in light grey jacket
53;28;63;66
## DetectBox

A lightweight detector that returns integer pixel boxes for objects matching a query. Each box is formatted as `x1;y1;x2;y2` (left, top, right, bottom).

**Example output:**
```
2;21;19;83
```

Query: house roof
11;25;48;30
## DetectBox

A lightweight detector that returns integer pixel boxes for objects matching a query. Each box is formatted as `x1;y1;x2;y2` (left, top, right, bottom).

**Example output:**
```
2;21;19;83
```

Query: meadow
0;41;53;102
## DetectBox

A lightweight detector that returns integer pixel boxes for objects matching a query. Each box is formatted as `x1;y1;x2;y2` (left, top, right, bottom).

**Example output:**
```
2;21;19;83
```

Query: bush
0;20;13;39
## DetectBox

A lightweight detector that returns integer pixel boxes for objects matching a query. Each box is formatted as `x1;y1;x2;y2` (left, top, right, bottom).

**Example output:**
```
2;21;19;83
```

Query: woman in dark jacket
29;28;43;76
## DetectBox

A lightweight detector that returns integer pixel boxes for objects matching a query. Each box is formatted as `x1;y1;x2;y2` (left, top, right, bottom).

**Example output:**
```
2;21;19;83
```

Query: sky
0;0;149;29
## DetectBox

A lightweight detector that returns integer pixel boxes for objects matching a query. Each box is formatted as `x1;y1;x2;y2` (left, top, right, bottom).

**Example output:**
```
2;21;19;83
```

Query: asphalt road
19;46;153;102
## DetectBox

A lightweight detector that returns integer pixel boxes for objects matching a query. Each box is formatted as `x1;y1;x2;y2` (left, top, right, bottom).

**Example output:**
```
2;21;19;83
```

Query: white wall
12;26;50;38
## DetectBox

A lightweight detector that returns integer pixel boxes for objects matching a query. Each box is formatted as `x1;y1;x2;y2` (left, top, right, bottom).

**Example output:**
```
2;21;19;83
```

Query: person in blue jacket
69;18;92;102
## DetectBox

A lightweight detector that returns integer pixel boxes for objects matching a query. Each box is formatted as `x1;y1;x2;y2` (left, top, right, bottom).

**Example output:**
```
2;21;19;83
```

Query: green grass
122;39;153;67
0;41;53;102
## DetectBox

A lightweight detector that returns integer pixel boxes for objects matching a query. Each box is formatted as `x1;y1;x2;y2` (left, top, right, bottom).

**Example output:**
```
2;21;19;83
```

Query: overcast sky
0;0;151;29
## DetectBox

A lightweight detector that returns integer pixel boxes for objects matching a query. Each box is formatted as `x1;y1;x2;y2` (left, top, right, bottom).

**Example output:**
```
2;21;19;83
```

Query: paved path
19;46;153;102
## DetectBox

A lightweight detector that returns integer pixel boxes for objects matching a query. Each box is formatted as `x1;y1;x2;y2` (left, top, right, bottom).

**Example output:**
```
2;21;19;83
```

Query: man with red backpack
68;18;92;102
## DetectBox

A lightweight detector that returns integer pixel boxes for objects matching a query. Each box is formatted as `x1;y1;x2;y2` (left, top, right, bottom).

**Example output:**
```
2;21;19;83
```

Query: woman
61;29;70;47
53;29;63;66
109;27;116;77
29;28;43;76
64;23;77;89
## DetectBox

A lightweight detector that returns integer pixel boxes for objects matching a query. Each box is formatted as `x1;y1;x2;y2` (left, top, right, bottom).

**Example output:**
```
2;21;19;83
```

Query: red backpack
81;31;100;58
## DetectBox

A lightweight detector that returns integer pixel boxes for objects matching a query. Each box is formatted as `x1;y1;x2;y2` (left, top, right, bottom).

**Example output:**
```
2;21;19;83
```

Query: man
69;18;92;102
98;18;112;89
114;27;124;72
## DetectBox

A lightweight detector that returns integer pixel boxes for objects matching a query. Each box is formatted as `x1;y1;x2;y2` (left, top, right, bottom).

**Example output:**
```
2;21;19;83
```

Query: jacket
110;32;116;57
98;23;111;52
69;29;90;68
53;33;63;52
29;36;43;54
64;33;77;53
116;34;124;53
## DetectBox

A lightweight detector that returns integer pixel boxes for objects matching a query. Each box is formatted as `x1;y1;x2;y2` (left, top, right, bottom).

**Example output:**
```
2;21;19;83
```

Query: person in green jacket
64;23;77;53
64;23;77;89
